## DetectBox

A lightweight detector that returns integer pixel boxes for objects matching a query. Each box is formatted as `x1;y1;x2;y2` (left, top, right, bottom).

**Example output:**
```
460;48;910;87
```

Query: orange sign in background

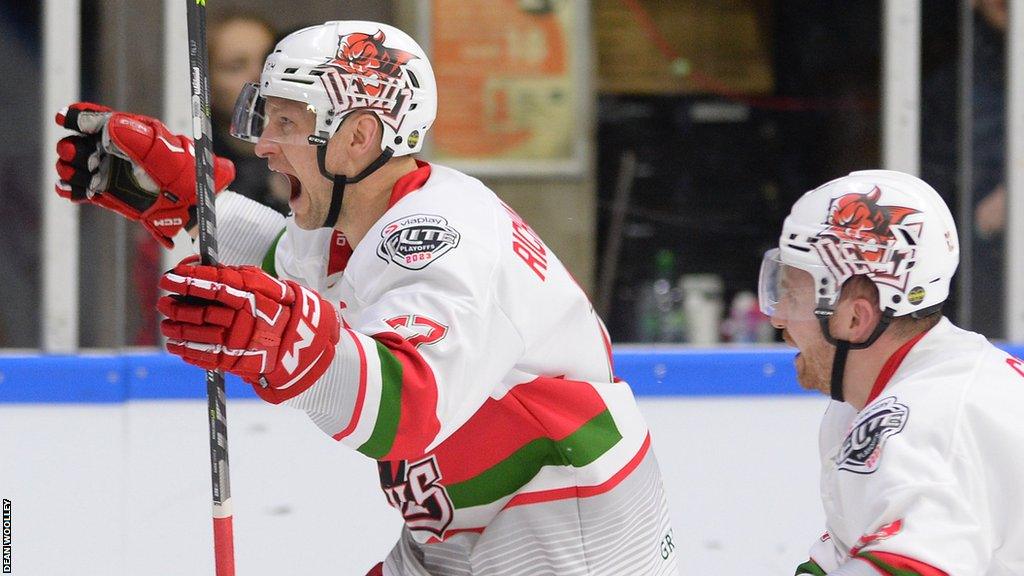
429;0;580;167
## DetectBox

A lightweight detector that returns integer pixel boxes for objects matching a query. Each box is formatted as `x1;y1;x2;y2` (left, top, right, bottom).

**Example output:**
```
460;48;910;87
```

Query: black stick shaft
184;1;235;574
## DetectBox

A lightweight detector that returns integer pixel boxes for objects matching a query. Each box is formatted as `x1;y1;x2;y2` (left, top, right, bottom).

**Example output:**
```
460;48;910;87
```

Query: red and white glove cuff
159;261;340;403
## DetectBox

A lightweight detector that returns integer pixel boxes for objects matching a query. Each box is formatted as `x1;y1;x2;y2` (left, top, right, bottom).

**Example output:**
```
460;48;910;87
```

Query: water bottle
722;290;774;343
681;274;723;345
635;249;685;342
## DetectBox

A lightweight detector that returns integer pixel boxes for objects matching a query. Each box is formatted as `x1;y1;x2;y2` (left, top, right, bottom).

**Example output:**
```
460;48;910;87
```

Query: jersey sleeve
211;191;339;287
271;217;336;288
796;531;843;574
280;209;524;461
208;191;286;268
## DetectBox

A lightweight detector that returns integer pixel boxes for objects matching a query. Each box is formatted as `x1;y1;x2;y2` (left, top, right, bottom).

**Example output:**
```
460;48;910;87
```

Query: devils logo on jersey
378;456;454;539
317;29;418;129
814;186;922;292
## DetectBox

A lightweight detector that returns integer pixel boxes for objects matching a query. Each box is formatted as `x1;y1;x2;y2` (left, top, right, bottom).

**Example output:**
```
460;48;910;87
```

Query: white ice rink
0;395;826;575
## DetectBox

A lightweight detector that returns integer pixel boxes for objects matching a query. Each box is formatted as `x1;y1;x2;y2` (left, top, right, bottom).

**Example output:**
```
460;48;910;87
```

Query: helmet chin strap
315;145;395;229
815;308;895;402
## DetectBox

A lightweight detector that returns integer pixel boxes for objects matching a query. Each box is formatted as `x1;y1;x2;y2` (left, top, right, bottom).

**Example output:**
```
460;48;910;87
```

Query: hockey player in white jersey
760;170;1024;575
52;20;678;576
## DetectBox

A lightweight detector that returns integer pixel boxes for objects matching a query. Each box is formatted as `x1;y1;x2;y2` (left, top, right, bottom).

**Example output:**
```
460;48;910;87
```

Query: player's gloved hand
158;256;341;403
54;102;236;248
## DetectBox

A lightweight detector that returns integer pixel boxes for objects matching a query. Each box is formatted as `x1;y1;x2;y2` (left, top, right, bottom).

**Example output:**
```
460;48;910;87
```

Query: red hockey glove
158;257;341;404
54;102;235;248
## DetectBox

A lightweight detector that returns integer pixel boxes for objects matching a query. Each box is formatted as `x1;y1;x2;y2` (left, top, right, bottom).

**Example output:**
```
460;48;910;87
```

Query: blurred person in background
921;0;1008;338
762;170;1024;575
0;5;42;347
51;19;678;575
209;8;289;215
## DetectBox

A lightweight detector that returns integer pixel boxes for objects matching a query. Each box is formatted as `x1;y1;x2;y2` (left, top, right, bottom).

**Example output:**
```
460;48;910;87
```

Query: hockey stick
184;1;235;574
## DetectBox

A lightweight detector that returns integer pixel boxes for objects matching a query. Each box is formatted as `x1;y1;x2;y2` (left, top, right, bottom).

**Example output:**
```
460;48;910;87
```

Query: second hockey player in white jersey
53;20;678;576
760;170;1024;575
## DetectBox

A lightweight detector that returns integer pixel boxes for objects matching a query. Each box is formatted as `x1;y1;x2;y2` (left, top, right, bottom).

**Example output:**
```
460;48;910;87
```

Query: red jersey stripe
865;328;931;405
388;160;432;208
326;230;353;277
373;330;442;460
503;432;650;509
856;551;947;576
356;342;404;458
333;329;369;441
444;409;621;509
420;433;652;538
597;319;615;378
430;376;610;485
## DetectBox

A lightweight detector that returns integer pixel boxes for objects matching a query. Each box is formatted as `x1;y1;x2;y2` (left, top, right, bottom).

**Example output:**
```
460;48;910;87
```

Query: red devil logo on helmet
330;30;417;98
813;185;923;292
823;186;919;263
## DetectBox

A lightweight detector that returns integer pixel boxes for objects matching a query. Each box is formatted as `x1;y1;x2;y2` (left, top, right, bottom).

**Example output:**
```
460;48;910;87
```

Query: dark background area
596;1;887;341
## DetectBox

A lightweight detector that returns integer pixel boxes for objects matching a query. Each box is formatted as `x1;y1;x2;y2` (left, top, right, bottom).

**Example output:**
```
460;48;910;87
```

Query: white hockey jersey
217;162;678;576
803;318;1024;576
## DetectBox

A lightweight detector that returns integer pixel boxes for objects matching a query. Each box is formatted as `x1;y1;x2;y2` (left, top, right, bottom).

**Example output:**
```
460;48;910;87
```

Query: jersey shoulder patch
376;213;461;270
835;396;909;475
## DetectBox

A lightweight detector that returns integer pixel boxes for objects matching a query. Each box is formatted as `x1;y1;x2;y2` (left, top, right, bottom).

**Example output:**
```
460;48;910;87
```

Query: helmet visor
758;248;825;321
230;82;323;146
230;82;264;143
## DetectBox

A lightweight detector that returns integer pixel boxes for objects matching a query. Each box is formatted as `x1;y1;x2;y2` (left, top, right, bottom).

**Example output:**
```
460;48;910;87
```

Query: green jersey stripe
357;342;404;458
794;559;828;575
858;552;942;576
446;409;622;509
260;227;287;277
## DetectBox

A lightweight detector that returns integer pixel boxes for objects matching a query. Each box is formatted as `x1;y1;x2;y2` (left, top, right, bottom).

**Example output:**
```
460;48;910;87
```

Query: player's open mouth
287;175;301;201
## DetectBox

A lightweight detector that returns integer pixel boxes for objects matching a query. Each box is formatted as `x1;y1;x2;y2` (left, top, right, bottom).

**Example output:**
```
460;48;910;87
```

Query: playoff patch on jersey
377;214;461;270
835;396;908;474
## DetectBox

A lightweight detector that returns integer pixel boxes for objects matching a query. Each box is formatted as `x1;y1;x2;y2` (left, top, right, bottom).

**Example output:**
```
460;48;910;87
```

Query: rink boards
0;347;826;403
1;346;1021;575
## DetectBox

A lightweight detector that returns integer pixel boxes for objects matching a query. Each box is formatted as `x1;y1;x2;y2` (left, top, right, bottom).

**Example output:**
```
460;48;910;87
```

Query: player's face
771;267;834;395
254;97;331;229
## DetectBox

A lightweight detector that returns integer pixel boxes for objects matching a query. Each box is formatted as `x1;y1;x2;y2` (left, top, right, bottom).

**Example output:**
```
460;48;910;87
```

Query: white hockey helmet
231;20;436;156
760;170;959;320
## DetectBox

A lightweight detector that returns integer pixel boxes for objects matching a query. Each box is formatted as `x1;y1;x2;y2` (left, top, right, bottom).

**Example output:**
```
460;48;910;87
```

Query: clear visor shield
230;82;323;146
758;248;828;321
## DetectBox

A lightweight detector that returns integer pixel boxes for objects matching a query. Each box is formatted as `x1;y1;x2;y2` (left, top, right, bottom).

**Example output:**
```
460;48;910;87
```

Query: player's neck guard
816;308;895;403
316;145;395;229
